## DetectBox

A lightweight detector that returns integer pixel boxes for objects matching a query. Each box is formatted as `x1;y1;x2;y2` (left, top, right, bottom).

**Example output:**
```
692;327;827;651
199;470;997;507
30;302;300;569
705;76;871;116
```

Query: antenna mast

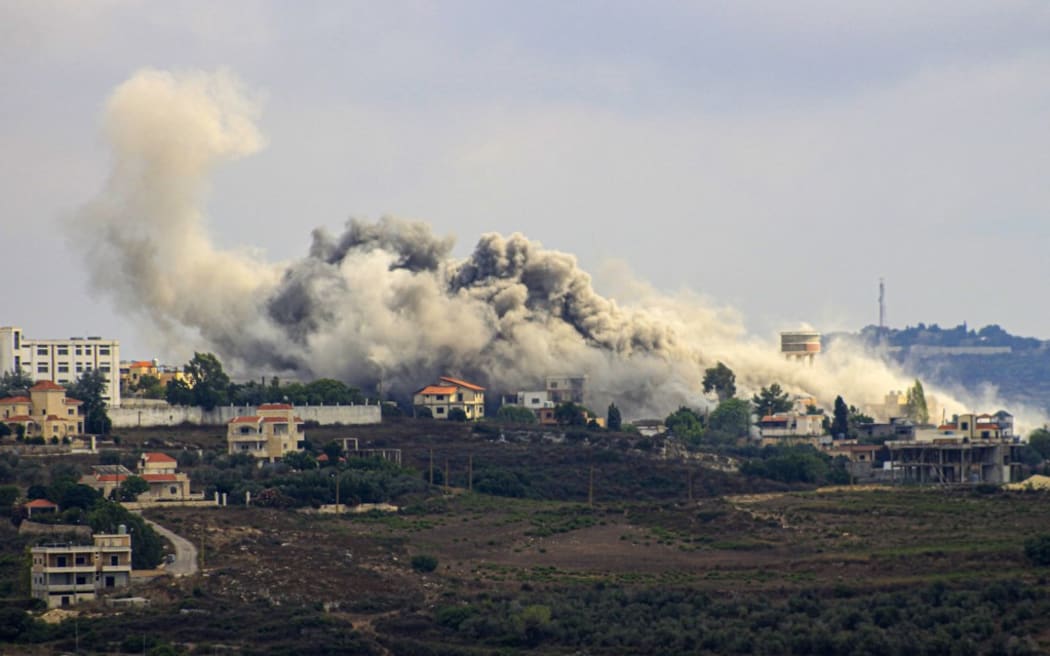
878;278;885;334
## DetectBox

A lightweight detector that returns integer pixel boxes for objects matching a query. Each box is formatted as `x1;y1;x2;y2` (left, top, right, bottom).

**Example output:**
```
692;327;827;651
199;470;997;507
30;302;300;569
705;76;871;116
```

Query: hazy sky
3;1;1050;360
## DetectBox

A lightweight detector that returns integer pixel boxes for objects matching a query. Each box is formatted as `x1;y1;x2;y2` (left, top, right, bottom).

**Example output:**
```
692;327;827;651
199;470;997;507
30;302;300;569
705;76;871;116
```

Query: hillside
827;323;1050;414
5;422;1050;653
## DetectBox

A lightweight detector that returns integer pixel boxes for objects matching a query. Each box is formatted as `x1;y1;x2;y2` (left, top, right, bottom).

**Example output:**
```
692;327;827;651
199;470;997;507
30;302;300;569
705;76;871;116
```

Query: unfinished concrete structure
886;438;1022;484
31;530;132;608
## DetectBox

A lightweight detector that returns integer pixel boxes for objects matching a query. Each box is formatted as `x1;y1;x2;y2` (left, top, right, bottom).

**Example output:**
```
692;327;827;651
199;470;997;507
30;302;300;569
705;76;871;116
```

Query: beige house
757;413;824;439
31;531;132;608
0;380;83;439
137;452;192;500
227;403;306;461
120;360;190;396
80;455;194;502
413;376;486;420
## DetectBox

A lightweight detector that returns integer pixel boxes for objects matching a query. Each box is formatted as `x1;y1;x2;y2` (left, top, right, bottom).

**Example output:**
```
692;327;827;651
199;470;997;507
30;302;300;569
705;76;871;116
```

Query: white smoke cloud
71;68;1037;426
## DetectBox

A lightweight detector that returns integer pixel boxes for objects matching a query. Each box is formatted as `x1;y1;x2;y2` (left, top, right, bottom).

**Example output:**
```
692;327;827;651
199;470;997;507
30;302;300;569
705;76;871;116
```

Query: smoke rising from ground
72;69;1023;423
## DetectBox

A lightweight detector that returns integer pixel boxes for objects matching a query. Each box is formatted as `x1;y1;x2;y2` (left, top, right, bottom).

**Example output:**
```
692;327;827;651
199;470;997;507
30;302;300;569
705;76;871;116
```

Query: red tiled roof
141;473;179;482
439;376;485;391
229;416;261;424
130;361;155;369
45;415;61;421
63;398;82;405
142;452;177;463
0;396;31;405
259;403;293;410
417;385;457;396
976;424;999;430
262;416;287;423
30;380;65;392
4;415;33;422
938;424;955;431
26;499;57;508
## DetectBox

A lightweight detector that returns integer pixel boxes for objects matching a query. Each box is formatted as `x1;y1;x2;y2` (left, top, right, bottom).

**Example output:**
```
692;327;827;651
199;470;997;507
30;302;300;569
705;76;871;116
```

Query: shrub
411;554;439;573
1024;534;1050;566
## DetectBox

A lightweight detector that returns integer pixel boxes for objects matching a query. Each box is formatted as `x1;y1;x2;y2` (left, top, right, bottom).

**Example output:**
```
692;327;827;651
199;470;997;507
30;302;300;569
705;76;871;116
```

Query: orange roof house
0;381;83;439
25;498;58;517
227;404;306;462
413;376;486;421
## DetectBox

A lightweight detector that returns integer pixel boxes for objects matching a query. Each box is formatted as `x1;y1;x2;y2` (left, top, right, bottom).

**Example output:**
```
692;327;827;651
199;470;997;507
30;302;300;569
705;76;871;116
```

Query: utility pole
429;448;434;486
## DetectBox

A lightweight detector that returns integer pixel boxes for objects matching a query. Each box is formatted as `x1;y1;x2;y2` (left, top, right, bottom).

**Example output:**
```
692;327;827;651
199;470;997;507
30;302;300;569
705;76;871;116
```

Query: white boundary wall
110;403;381;428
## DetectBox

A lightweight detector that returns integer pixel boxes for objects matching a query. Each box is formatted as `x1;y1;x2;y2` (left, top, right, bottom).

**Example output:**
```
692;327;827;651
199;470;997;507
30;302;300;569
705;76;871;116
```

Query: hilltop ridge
827;323;1050;414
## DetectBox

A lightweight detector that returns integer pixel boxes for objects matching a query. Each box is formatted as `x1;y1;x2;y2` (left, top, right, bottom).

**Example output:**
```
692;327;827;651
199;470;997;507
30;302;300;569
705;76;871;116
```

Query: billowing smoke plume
72;69;1028;423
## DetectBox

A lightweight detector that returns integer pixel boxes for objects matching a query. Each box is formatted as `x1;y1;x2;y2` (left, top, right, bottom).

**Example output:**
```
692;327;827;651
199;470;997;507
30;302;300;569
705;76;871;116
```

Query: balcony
39;583;96;593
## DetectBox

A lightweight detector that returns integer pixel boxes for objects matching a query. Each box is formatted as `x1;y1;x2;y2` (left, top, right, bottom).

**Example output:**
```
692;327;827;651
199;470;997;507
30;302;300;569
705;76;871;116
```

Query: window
37;346;48;356
436;407;445;414
75;364;83;373
99;347;110;355
57;346;68;356
99;365;111;372
37;364;48;373
110;555;118;566
75;555;85;565
75;347;82;356
75;575;86;585
436;395;445;401
57;556;66;567
961;422;969;430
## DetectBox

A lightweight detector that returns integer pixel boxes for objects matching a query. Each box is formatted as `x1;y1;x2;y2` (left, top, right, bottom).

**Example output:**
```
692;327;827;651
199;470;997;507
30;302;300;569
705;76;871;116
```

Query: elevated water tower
780;331;821;365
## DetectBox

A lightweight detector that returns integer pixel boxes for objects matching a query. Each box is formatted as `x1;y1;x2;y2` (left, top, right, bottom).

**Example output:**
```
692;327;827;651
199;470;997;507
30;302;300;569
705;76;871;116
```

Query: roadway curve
140;516;199;577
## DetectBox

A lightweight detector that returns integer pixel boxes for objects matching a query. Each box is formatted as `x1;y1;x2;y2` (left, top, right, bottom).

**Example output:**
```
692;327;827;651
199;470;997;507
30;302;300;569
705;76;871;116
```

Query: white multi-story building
0;327;121;406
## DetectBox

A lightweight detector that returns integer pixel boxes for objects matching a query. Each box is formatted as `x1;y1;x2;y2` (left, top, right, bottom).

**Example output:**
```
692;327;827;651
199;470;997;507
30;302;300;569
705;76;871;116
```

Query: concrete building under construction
886;438;1022;484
